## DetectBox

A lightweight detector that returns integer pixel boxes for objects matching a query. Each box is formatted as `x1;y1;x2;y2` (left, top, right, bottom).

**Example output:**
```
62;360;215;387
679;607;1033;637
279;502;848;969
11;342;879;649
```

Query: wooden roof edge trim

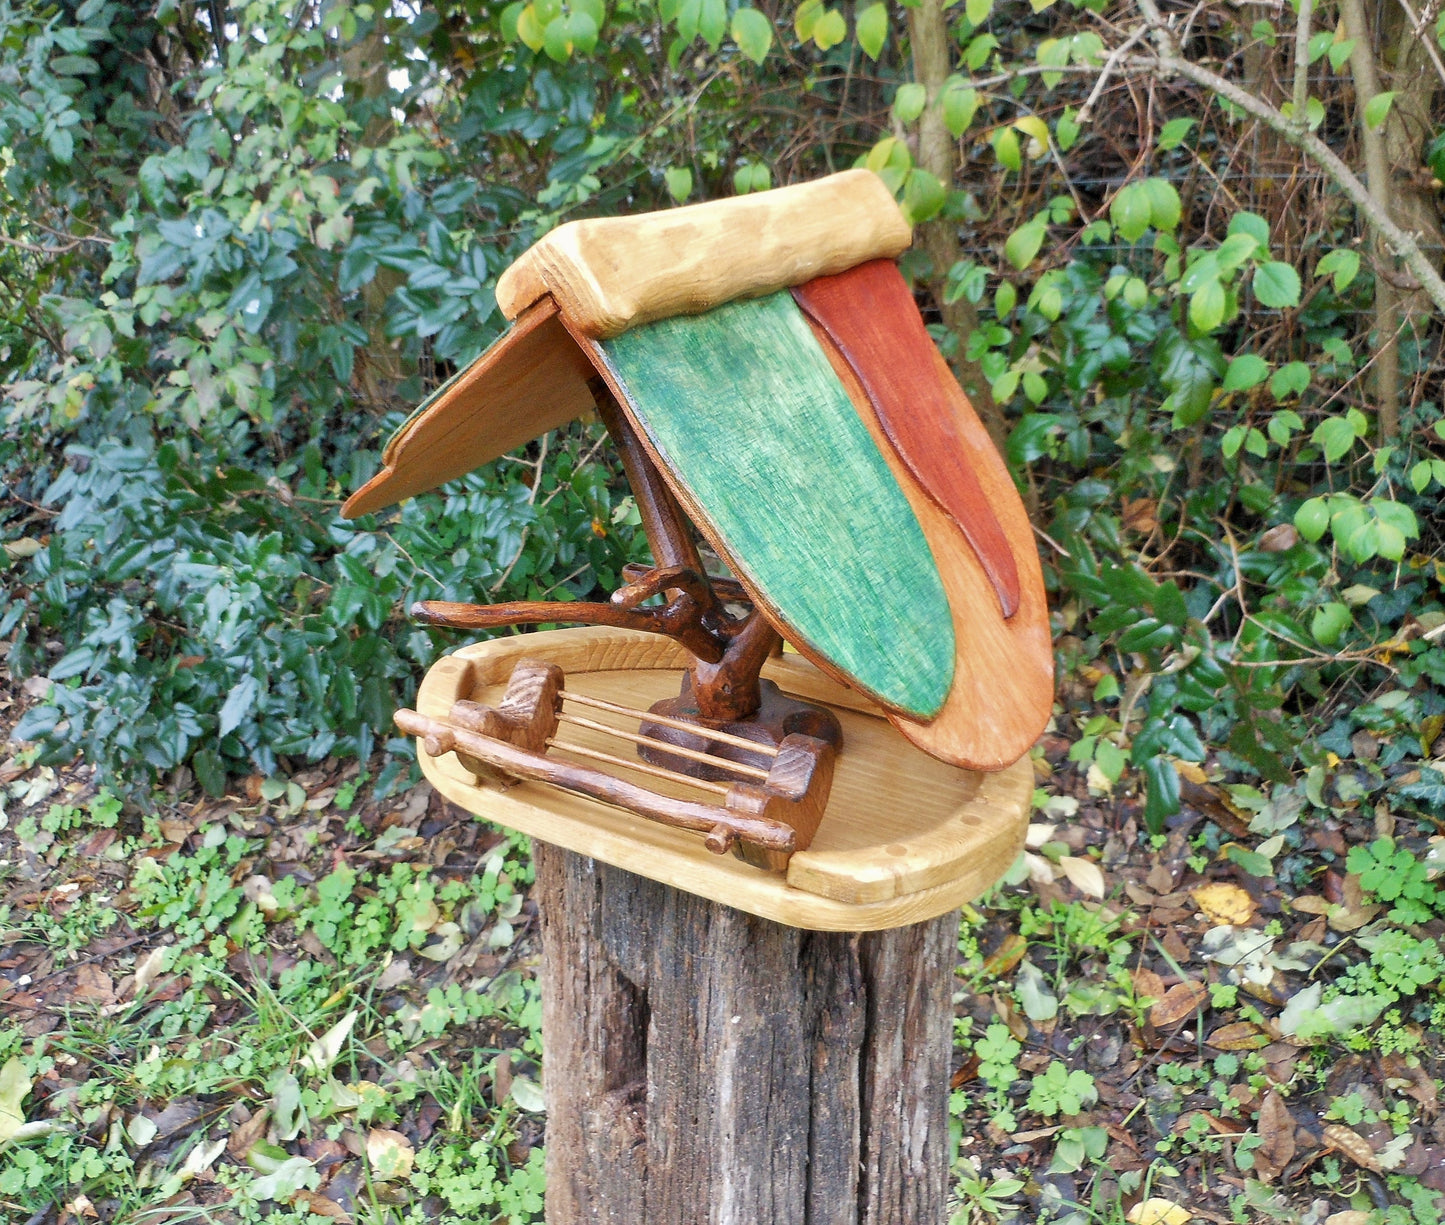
495;169;912;339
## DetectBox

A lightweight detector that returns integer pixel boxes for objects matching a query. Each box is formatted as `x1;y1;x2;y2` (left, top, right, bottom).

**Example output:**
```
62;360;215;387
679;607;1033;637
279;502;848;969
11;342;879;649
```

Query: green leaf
1411;459;1434;493
1055;108;1080;151
812;7;847;48
966;0;993;22
731;6;773;62
1189;278;1226;332
1110;182;1151;242
902;168;945;223
1227;211;1271;248
1327;37;1356;71
942;81;979;136
1141;757;1181;835
995;280;1017;318
1004;216;1047;270
1314;248;1360;291
1222;354;1269;391
1364;90;1395;130
1270;361;1310;398
1036;37;1069;89
893;82;927;124
1313;416;1357;463
567;9;600;53
698;0;726;48
1311;602;1351;646
1267;409;1303;445
993;126;1021;172
1158;118;1195;149
793;0;821;40
1374;498;1419;540
855;2;887;58
664;166;693;202
1214;231;1259;273
219;675;260;739
516;4;546;48
964;32;998;69
732;162;771;194
1017;960;1059;1021
1252;261;1301;308
1141;178;1181;231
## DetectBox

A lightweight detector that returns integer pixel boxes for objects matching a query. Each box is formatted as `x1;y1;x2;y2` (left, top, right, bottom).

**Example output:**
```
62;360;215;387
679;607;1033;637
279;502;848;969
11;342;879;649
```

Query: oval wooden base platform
414;627;1032;931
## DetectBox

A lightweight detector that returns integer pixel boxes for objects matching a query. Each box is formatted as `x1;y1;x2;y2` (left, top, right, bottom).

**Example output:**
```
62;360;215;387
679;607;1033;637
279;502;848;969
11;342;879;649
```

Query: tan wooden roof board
495;170;912;338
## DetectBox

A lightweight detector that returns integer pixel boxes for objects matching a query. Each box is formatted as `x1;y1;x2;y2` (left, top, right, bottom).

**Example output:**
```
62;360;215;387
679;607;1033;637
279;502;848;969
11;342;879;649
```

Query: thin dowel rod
394;709;794;852
562;691;781;758
547;739;733;796
556;711;772;782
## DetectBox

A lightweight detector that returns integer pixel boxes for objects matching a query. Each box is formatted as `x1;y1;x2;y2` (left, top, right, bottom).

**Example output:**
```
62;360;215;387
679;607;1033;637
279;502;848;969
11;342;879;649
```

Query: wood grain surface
538;843;958;1224
342;299;595;517
495;170;911;338
588;291;955;721
794;259;1020;618
413;628;1031;929
804;317;1055;771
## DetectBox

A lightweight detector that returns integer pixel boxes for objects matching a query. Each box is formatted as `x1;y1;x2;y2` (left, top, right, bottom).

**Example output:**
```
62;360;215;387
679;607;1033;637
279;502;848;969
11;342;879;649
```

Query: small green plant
973;1023;1022;1091
1026;1061;1098;1118
1347;838;1441;924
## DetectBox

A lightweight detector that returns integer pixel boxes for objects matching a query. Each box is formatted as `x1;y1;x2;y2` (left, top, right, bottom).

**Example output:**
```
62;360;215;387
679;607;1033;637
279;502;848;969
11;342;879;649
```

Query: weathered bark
906;0;1007;449
536;842;959;1225
1343;0;1404;438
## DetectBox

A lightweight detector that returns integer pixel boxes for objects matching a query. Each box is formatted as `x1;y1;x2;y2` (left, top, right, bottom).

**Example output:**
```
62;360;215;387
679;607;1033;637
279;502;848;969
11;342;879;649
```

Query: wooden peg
446;658;563;782
727;733;837;872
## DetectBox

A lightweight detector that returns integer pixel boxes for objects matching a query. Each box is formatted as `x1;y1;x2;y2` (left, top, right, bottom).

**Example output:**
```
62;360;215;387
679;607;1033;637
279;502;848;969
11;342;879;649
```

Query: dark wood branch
411;597;729;663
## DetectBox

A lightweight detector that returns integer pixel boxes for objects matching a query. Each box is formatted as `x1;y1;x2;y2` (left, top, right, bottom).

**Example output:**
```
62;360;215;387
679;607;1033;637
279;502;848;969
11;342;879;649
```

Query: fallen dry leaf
291;1190;353;1223
0;1057;31;1143
1132;966;1166;1005
72;964;116;1005
981;933;1027;979
1127;1197;1191;1225
227;1107;271;1159
366;1127;414;1181
1191;881;1256;926
1325;1213;1371;1225
1252;1089;1296;1182
1150;980;1207;1028
1323;1123;1380;1171
1381;1054;1438;1114
1206;1021;1271;1051
132;947;168;998
1059;855;1106;899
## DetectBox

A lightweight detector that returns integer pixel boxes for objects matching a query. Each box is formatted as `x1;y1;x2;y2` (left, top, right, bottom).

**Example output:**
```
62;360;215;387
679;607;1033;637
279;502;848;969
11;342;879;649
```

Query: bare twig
1077;24;1152;125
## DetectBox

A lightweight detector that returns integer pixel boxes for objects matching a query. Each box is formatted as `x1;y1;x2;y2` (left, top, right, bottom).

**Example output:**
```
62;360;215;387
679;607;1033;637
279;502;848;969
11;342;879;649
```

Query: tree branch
1120;49;1445;318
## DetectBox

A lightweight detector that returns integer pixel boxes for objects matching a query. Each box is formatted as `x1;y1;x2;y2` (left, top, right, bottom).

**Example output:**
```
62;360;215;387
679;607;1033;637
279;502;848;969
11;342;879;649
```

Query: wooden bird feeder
344;169;1052;933
345;170;1056;1222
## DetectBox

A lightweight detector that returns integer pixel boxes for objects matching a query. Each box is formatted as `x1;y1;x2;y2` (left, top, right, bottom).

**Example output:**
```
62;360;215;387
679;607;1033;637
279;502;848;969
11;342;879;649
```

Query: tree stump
536;841;960;1224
